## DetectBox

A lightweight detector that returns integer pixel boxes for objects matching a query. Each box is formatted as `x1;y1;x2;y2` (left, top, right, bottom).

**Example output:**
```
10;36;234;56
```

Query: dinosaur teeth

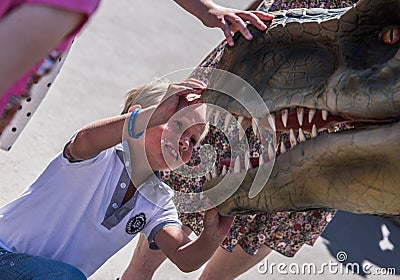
221;165;227;176
267;113;276;130
207;107;214;122
290;129;297;148
211;165;217;178
205;172;211;182
308;108;316;123
252;118;258;137
281;109;288;128
259;153;265;165
214;110;220;124
245;152;252;170
224;114;232;131
297;107;304;126
322;110;328;121
280;141;287;153
312;124;318;138
298;128;306;142
268;143;275;160
233;156;241;173
238;116;245;140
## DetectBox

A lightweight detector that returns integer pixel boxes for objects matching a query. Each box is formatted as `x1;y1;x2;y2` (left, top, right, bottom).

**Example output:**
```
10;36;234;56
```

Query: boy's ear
128;105;142;112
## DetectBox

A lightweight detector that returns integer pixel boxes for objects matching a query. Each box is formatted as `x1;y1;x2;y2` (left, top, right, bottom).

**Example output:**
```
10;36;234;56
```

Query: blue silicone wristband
128;109;144;139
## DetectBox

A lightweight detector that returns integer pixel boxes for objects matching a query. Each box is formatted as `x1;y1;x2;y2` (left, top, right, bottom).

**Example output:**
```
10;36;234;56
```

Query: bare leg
199;244;272;280
121;226;193;280
120;233;167;280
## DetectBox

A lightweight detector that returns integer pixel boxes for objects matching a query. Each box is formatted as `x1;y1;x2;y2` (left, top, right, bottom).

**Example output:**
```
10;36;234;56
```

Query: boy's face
144;104;206;171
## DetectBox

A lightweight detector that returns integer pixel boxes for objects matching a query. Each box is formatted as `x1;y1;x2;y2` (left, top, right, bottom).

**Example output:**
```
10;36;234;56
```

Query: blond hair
121;78;170;114
122;78;209;143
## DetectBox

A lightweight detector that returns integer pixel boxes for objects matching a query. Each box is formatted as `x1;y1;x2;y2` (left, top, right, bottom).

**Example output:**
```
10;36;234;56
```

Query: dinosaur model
200;0;400;218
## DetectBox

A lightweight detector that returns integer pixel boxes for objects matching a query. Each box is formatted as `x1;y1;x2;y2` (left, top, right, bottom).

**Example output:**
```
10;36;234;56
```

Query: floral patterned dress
161;0;358;257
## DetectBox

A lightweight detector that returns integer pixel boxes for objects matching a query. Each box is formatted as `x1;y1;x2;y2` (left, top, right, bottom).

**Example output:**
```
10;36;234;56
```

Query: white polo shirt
0;141;181;277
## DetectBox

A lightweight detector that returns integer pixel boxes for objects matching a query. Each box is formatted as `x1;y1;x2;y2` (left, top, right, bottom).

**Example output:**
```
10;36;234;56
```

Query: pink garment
0;0;101;114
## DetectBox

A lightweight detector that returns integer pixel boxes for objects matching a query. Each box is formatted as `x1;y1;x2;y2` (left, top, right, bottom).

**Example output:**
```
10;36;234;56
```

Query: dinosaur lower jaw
204;120;400;216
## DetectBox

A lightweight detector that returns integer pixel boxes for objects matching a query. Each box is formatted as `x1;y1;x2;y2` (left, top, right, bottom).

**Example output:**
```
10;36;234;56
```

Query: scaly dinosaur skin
201;0;400;217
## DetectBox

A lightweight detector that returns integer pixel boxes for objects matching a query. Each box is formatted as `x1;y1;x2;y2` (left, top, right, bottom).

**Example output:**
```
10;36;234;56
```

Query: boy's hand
202;207;234;241
148;78;206;128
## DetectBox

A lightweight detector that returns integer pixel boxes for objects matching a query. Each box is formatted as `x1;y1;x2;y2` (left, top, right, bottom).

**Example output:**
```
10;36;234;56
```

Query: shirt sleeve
140;194;182;250
25;0;100;15
24;0;101;49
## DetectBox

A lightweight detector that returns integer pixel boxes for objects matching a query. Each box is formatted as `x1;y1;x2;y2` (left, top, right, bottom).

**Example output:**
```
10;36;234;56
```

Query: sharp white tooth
296;107;304;126
238;86;246;95
221;165;227;176
280;141;287;153
238;116;245;140
268;143;275;160
289;129;297;148
259;154;265;165
245;152;252;170
312;124;318;138
233;156;241;173
224;114;232;131
322;110;328;121
211;165;217;178
267;113;276;130
214;110;220;125
298;128;306;142
281;109;288;128
207;107;215;121
308;109;316;123
205;172;212;181
252;118;258;136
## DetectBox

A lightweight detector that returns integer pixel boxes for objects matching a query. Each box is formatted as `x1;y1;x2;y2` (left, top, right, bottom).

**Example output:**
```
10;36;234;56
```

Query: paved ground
0;1;399;279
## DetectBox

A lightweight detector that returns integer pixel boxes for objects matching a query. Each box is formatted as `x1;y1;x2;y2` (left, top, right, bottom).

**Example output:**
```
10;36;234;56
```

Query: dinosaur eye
380;26;400;45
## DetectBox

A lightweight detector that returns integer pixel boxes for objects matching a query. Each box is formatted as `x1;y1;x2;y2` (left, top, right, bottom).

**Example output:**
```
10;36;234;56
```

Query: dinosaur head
200;0;400;216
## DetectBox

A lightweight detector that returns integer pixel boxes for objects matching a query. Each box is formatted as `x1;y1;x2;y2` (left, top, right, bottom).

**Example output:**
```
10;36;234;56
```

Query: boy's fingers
185;78;207;88
167;79;206;98
188;98;202;106
175;78;206;90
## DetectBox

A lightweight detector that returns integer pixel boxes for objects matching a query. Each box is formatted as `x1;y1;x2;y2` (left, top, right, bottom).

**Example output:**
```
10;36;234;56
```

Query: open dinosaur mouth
215;106;399;173
270;107;399;155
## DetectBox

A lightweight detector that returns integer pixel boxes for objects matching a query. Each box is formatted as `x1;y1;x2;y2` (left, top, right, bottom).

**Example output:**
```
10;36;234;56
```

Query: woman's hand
201;5;274;46
173;0;274;46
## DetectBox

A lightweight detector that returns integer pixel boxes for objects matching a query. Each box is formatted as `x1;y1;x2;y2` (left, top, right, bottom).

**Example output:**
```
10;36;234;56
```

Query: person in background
0;0;273;137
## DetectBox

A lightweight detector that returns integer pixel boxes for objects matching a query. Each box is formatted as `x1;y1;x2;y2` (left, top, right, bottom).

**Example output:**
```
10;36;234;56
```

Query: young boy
0;78;233;279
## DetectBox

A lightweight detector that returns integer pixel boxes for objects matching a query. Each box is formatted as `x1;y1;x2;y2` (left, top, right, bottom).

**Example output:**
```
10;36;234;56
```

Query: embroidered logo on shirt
126;213;146;234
